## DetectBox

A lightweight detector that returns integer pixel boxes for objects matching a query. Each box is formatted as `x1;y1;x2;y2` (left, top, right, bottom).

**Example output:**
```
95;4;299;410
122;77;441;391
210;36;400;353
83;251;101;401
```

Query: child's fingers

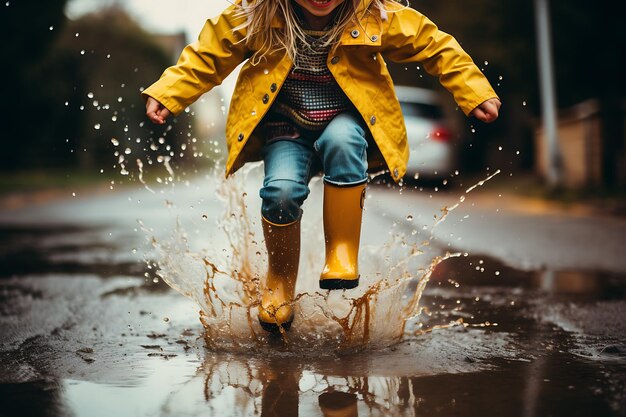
472;99;500;123
146;97;167;124
471;107;489;122
157;107;171;121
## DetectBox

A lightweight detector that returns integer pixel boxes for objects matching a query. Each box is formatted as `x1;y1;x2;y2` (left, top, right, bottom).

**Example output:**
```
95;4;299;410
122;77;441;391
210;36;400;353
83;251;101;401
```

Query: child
143;0;501;332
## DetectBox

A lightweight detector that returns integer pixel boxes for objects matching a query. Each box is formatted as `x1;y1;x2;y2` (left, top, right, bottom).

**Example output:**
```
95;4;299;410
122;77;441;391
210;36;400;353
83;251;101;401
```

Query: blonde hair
235;0;394;65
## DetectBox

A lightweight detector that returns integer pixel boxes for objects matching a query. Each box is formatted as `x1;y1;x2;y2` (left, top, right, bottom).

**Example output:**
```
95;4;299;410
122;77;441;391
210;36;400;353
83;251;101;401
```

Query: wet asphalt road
0;170;625;417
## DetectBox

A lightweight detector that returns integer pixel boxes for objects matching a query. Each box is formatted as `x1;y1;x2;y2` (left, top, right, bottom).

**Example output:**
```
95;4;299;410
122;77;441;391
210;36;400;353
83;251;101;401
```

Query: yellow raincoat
142;0;498;182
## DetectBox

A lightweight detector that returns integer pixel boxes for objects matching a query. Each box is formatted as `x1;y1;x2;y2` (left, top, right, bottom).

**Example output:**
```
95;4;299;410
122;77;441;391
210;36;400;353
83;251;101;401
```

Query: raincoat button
237;133;244;142
330;56;340;65
270;83;277;93
371;35;378;42
262;93;269;104
351;30;360;38
370;115;376;125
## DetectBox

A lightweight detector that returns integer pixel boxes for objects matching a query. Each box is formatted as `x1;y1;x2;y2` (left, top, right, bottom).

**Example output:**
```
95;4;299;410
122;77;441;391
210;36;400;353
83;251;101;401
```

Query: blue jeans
260;112;369;224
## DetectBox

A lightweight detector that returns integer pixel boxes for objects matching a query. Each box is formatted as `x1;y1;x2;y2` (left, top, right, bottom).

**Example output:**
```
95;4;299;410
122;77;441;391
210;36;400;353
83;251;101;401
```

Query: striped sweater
261;29;352;141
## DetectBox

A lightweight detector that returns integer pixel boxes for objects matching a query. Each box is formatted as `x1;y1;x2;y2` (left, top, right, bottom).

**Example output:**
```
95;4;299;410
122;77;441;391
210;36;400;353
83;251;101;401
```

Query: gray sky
65;0;232;38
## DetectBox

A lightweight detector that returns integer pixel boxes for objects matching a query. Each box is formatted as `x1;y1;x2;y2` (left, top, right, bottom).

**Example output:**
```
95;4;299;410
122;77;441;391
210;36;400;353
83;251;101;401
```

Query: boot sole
319;278;359;290
259;317;293;333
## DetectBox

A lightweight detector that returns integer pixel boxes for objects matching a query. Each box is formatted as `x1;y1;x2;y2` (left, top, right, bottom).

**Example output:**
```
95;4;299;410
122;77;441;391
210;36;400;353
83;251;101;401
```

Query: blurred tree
0;0;69;171
46;7;194;175
0;3;195;179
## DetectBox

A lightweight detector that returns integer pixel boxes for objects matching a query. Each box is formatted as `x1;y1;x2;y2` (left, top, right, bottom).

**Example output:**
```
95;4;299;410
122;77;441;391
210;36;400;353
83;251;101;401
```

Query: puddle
0;170;625;416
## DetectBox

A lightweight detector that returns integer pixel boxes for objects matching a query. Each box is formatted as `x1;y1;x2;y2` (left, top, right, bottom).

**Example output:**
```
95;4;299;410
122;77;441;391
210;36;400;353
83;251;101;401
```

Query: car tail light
429;126;451;142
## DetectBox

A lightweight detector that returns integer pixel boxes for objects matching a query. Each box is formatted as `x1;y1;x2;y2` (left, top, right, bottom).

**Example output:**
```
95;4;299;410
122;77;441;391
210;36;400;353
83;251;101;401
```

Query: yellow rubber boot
258;217;300;332
320;182;366;290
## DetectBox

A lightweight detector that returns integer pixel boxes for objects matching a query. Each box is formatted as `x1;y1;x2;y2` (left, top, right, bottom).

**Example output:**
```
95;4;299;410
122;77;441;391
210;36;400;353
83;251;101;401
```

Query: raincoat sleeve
381;7;498;116
141;4;249;115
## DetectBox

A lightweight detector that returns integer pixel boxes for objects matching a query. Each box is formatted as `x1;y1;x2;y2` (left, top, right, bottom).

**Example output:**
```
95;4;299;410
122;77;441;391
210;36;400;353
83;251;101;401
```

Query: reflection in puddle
56;326;621;417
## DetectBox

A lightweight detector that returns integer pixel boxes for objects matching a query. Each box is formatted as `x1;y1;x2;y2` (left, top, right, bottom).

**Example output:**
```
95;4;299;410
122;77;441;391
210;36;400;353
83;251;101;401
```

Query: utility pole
534;0;562;187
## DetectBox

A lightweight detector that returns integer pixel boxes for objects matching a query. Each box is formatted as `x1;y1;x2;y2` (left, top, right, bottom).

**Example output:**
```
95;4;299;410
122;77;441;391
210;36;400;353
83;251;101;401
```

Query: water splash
145;166;499;354
432;169;501;231
136;158;154;193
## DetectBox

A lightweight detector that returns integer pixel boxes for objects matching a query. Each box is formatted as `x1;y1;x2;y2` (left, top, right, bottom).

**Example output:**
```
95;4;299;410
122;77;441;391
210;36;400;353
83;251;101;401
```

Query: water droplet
94;124;101;130
163;317;169;322
117;97;123;103
484;60;489;66
263;69;269;75
111;138;119;146
87;92;94;99
75;32;80;37
49;26;54;31
406;215;413;221
202;214;208;220
498;146;503;151
80;50;85;55
522;101;527;106
111;115;117;122
124;148;131;155
152;277;159;283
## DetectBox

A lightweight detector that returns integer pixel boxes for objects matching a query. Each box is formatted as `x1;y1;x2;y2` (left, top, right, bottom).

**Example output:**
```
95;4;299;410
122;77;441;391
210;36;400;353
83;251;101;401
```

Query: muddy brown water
1;169;625;416
1;220;625;417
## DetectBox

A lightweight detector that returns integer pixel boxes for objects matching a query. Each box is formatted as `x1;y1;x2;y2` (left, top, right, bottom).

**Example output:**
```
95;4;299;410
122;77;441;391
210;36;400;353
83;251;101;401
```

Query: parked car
395;85;456;182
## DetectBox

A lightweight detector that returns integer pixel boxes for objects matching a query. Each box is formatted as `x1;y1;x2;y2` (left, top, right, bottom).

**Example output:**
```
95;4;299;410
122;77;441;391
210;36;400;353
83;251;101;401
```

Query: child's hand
146;97;171;125
470;98;501;123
